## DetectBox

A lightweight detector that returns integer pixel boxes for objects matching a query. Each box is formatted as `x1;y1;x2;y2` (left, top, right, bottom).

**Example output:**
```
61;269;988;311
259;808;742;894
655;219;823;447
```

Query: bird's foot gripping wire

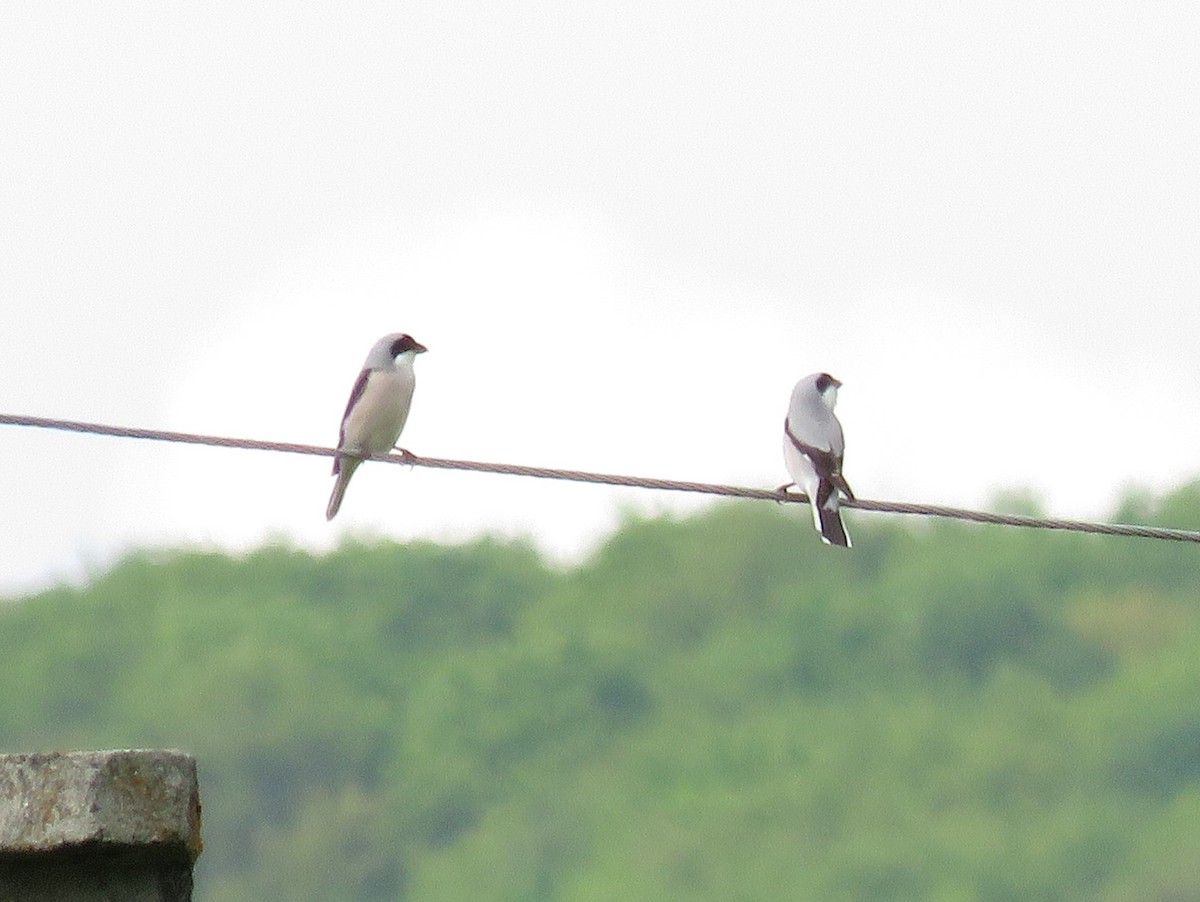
774;482;796;504
393;446;418;467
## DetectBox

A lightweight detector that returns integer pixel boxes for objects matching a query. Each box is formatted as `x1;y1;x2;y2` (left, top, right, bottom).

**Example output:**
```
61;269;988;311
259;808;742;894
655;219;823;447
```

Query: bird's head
813;372;843;409
363;332;427;369
388;334;428;358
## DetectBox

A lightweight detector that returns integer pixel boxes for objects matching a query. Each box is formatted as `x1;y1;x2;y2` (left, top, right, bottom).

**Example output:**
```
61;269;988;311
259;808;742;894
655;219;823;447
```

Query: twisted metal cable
4;412;1199;544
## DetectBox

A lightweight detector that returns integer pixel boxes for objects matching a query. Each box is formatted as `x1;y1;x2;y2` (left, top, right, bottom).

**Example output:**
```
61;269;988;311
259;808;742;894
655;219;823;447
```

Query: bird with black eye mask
326;333;427;520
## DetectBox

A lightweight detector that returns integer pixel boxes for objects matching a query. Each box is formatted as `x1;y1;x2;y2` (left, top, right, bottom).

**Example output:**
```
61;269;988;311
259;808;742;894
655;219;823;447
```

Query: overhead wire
3;412;1199;544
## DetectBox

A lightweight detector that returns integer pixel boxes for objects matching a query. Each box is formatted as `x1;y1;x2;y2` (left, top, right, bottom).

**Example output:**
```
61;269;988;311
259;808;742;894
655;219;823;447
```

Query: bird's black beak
414;342;428;354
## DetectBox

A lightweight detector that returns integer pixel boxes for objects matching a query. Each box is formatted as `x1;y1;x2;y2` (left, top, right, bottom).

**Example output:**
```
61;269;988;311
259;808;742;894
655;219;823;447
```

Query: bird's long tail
325;458;359;521
816;505;851;548
810;480;852;548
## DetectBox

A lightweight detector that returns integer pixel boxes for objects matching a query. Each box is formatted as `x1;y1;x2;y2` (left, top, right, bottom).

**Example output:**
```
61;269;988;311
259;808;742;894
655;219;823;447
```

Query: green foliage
3;488;1200;899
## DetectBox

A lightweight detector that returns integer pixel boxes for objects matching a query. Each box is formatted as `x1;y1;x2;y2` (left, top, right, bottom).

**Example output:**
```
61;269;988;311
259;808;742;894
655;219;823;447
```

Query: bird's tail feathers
809;479;851;548
817;506;851;548
325;459;359;521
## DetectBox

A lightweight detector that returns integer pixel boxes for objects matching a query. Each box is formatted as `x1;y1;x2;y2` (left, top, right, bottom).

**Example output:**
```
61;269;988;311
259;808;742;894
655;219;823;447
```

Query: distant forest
4;484;1200;900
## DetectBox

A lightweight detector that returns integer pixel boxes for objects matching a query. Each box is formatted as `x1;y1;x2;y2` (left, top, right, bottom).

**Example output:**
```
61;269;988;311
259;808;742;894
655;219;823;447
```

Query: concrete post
0;750;201;902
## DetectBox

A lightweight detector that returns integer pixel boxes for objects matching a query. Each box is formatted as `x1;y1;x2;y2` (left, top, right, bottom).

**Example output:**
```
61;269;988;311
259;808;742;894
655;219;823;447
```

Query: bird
782;372;855;547
326;332;427;520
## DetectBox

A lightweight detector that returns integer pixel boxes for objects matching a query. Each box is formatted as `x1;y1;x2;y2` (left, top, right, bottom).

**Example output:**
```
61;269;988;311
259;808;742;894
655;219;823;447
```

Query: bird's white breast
342;367;416;455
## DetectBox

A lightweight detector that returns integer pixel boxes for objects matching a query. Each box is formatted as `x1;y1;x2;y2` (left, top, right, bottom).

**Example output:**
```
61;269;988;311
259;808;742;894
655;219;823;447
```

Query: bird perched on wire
782;372;855;547
326;333;427;520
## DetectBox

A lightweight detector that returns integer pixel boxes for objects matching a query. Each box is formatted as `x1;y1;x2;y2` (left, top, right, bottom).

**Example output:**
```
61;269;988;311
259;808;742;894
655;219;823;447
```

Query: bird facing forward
782;372;855;547
326;333;427;520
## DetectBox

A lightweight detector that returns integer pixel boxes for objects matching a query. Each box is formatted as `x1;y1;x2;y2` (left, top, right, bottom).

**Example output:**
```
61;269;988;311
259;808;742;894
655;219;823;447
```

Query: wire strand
3;412;1199;544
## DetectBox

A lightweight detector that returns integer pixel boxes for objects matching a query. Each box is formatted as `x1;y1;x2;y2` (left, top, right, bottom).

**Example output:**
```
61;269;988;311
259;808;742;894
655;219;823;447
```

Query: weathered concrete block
0;749;201;902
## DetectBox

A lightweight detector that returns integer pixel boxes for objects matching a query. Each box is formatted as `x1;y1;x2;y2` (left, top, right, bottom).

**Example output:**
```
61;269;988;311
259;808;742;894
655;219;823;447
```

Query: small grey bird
326;333;427;520
782;372;855;547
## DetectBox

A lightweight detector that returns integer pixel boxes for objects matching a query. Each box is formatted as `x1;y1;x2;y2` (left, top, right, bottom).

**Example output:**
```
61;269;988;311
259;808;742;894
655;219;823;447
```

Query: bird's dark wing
333;368;371;475
785;418;853;500
830;473;855;501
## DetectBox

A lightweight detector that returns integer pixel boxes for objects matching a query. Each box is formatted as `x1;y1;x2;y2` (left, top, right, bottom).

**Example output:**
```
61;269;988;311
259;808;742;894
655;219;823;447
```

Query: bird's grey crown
362;332;427;370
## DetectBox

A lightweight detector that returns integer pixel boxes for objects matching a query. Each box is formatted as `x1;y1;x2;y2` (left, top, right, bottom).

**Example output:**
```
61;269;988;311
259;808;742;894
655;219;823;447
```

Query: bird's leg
393;446;417;465
774;482;796;504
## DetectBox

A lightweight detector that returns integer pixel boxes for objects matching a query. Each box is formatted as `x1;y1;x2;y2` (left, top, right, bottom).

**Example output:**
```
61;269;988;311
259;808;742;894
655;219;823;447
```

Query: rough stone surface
0;750;202;902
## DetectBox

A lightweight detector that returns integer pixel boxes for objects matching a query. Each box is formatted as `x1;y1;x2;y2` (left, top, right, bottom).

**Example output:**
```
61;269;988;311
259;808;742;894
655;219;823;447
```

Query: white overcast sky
2;3;1199;593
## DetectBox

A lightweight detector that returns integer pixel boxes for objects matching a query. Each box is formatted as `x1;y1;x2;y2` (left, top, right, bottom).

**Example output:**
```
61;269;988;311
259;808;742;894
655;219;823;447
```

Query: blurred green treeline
5;484;1200;900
